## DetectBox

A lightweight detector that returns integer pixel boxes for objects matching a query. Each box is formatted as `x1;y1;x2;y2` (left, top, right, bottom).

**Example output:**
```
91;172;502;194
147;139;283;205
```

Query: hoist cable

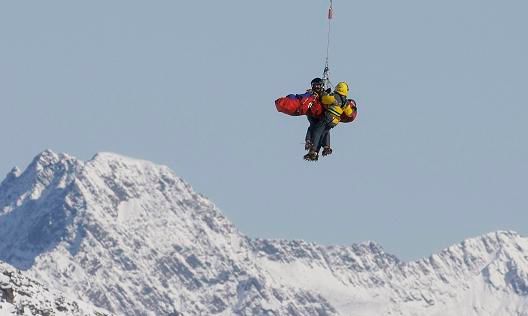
323;0;334;89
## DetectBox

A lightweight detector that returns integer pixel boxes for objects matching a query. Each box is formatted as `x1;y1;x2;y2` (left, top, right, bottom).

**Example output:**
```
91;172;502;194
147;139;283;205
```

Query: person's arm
321;94;337;108
343;99;357;117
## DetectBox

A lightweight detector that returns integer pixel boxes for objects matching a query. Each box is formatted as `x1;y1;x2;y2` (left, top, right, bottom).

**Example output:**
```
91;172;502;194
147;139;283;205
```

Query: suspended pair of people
274;78;358;161
303;78;356;161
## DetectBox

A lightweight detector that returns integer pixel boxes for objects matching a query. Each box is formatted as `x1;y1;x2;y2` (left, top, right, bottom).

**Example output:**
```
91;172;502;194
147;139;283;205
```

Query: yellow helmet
335;82;349;96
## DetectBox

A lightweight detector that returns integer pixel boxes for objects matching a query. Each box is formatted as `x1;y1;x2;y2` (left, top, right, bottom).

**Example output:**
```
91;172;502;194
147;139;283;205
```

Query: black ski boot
303;150;319;161
322;146;333;156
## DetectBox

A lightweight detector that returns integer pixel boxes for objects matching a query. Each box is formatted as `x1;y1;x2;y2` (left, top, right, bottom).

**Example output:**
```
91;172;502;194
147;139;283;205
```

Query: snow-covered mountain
0;260;111;315
1;150;527;316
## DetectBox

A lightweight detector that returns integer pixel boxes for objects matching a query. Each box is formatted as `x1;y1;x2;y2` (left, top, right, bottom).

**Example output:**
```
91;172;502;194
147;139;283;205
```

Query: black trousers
310;114;335;152
305;116;330;148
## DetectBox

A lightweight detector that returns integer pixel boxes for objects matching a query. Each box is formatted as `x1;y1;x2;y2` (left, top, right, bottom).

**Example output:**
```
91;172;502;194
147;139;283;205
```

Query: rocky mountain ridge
0;260;110;315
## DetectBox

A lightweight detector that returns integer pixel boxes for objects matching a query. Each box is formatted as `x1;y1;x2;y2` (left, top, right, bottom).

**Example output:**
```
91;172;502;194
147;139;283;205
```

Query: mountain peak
449;230;523;258
85;151;174;183
29;149;76;170
490;230;521;241
90;151;153;165
34;148;59;161
0;151;81;214
8;166;21;178
0;167;21;187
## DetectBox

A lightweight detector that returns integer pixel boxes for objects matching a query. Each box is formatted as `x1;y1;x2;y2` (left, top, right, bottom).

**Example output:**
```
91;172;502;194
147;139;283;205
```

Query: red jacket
275;92;324;117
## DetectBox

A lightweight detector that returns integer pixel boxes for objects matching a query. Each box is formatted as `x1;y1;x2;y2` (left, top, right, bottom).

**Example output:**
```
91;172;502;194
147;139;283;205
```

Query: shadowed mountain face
1;150;528;316
0;151;84;269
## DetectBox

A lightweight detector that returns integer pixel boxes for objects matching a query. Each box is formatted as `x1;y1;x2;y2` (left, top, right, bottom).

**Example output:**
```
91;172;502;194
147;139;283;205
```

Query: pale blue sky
1;1;527;260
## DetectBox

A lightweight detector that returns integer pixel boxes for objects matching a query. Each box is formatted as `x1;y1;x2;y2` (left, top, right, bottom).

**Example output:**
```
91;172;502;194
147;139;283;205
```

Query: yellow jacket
321;93;355;126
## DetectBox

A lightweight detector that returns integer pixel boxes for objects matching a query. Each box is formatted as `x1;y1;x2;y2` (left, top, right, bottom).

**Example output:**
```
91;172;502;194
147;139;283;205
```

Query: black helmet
311;77;324;86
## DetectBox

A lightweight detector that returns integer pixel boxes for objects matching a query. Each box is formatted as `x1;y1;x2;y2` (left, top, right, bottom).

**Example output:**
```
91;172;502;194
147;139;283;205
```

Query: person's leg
305;116;318;150
310;120;327;154
315;126;332;153
322;129;330;148
304;119;327;160
321;128;332;156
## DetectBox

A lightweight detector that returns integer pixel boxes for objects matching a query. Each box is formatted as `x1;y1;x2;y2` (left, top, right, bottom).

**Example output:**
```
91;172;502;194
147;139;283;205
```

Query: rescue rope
323;0;334;89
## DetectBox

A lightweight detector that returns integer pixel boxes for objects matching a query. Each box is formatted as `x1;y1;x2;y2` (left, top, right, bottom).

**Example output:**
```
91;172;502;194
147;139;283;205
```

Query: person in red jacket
304;78;330;151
